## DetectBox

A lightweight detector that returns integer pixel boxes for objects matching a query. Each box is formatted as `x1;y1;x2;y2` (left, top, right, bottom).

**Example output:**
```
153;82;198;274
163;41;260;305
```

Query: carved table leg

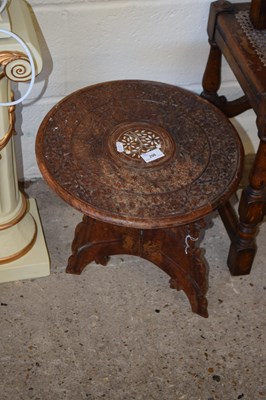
66;216;209;318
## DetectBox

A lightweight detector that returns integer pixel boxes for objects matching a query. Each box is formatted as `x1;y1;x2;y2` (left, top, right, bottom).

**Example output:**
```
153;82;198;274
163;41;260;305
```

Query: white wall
14;0;256;179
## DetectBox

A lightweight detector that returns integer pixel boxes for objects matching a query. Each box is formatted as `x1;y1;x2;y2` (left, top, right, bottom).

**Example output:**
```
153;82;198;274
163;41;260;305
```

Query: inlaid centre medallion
108;122;176;167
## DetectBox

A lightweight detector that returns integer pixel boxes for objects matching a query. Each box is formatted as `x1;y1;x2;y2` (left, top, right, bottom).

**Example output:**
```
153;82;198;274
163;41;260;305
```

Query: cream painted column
0;0;49;282
0;61;36;263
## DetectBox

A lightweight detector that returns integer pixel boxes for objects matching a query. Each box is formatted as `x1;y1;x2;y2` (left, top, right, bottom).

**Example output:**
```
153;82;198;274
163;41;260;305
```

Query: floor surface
0;179;265;400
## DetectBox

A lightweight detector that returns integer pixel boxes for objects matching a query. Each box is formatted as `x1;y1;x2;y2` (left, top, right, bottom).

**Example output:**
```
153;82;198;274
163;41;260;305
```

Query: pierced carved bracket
0;50;32;82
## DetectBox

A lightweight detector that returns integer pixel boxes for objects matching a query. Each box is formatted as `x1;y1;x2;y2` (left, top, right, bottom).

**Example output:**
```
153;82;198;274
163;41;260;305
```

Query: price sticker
116;141;124;153
141;148;165;163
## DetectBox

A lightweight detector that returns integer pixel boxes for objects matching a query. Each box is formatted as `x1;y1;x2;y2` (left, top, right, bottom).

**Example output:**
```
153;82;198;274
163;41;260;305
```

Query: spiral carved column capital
0;50;32;82
0;51;31;151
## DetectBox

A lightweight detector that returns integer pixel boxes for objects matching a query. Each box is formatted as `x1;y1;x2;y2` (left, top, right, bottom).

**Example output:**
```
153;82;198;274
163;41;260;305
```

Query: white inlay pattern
118;129;162;159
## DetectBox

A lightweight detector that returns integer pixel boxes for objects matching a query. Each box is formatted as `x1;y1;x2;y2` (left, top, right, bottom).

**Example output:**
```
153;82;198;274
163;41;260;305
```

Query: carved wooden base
66;216;209;318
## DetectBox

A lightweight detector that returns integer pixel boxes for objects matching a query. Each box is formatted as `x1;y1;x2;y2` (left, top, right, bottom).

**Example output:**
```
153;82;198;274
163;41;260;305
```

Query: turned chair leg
228;137;266;275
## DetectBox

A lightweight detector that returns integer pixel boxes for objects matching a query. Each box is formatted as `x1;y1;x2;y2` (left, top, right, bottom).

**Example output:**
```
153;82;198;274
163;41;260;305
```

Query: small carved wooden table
36;80;243;317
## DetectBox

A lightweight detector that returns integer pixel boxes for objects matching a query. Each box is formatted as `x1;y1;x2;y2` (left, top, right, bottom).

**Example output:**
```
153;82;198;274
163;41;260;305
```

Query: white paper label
116;141;124;153
141;148;165;163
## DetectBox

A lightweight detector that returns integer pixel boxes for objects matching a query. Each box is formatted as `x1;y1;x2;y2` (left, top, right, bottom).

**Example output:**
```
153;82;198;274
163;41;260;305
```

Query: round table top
36;80;243;229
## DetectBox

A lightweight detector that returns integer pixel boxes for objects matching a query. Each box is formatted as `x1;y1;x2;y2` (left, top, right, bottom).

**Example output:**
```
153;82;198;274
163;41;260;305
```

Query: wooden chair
201;0;266;275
